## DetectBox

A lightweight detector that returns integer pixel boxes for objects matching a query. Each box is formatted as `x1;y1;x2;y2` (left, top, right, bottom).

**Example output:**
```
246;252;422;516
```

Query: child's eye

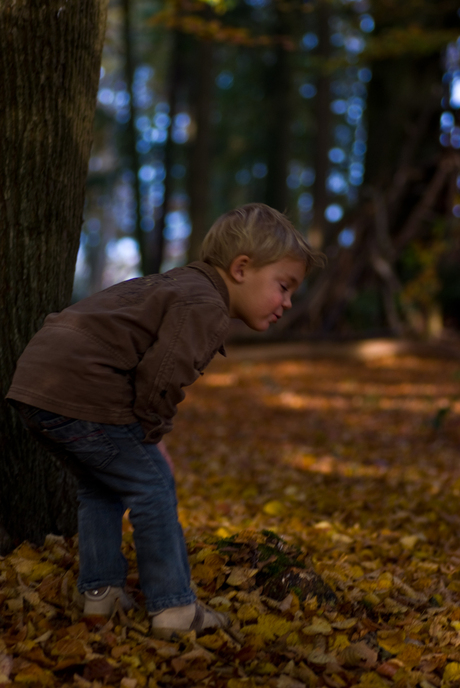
280;284;288;292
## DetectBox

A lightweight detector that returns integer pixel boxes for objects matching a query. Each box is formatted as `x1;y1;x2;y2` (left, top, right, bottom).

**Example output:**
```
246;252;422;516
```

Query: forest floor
1;344;460;688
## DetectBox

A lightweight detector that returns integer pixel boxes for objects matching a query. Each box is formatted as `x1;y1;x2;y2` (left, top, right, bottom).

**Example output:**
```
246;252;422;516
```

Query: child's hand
157;440;174;475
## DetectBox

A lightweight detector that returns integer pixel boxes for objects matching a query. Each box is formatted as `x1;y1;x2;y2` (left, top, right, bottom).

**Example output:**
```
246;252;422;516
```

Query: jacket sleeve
133;300;229;442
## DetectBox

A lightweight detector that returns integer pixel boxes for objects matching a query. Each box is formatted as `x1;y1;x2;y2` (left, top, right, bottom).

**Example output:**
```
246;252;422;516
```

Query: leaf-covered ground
1;348;460;688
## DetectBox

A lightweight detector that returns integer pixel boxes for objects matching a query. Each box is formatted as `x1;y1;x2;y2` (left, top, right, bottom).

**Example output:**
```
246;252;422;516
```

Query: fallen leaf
443;661;460;685
302;616;333;635
241;613;292;641
226;566;258;587
377;628;406;654
14;663;55;686
263;500;287;516
339;641;378;668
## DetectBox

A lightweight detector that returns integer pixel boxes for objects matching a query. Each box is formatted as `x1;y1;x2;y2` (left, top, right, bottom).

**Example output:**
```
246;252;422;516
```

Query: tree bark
152;29;184;274
264;7;291;215
0;0;109;553
310;0;331;250
121;0;146;274
187;36;214;262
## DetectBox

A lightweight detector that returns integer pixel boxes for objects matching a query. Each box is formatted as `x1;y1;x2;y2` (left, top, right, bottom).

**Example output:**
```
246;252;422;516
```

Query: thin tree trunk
121;0;146;274
0;0;108;553
187;37;214;262
151;29;184;274
310;0;331;250
265;9;291;214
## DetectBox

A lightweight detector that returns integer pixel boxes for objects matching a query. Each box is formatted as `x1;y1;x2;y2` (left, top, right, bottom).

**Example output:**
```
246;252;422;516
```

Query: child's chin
254;322;270;332
243;317;270;331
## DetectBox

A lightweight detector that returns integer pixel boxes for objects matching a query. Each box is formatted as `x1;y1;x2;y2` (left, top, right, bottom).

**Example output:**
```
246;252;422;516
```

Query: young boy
7;203;320;639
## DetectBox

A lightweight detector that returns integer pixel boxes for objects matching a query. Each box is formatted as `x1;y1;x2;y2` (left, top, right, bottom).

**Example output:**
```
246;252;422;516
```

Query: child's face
229;257;306;331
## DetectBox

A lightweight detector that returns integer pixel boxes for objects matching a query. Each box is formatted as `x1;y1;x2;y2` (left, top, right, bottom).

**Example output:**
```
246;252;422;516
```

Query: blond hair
200;203;323;271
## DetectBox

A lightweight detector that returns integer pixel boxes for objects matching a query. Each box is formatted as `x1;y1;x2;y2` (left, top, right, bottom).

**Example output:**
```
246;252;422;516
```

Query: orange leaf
50;638;87;659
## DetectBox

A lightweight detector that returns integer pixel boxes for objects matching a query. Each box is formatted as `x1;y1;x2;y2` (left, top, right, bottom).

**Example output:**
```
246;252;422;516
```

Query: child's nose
283;295;292;309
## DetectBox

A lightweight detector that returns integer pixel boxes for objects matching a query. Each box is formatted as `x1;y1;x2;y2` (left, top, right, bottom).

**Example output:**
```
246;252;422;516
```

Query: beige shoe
83;586;134;616
150;602;230;640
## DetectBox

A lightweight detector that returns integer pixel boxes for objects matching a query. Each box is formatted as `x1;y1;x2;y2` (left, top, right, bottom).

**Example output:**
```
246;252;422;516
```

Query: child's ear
229;255;251;283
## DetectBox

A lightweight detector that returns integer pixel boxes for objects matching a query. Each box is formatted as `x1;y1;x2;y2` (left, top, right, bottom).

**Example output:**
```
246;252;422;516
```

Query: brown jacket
7;262;230;443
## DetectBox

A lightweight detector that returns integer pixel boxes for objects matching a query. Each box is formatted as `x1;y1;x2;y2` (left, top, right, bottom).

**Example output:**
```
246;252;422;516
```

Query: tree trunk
152;29;184;274
121;0;146;274
310;0;331;250
0;0;109;553
187;37;214;262
264;12;291;215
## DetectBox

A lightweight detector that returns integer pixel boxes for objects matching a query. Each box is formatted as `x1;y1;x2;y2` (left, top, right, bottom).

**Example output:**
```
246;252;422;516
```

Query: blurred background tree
76;0;460;340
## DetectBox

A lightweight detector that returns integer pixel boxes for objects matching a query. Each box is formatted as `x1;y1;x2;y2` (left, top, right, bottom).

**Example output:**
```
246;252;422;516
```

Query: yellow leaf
359;580;377;593
383;597;408;613
396;643;423;669
400;535;418;549
326;673;347;687
375;572;393;591
242;486;258;499
197;633;226;650
443;661;460;685
14;664;55;686
241;613;292;641
13;544;41;560
254;661;277;675
208;596;232;612
12;558;56;581
237;604;260;622
12;560;37;577
363;593;380;606
377;629;406;654
302;616;333;635
262;500;286;516
329;633;350;651
192;563;217;584
29;563;57;582
357;671;391;687
195;548;216;563
127;667;147;688
215;527;231;537
226;567;258;587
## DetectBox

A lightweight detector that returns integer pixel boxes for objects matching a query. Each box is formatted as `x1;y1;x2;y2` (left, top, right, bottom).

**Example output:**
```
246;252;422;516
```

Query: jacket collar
187;261;230;311
187;261;229;357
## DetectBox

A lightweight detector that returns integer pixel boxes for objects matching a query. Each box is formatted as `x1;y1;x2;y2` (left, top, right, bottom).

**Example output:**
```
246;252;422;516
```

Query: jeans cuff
78;578;126;593
145;590;196;613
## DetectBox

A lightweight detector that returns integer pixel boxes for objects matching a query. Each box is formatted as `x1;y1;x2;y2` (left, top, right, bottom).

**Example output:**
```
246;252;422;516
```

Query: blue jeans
16;404;195;612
